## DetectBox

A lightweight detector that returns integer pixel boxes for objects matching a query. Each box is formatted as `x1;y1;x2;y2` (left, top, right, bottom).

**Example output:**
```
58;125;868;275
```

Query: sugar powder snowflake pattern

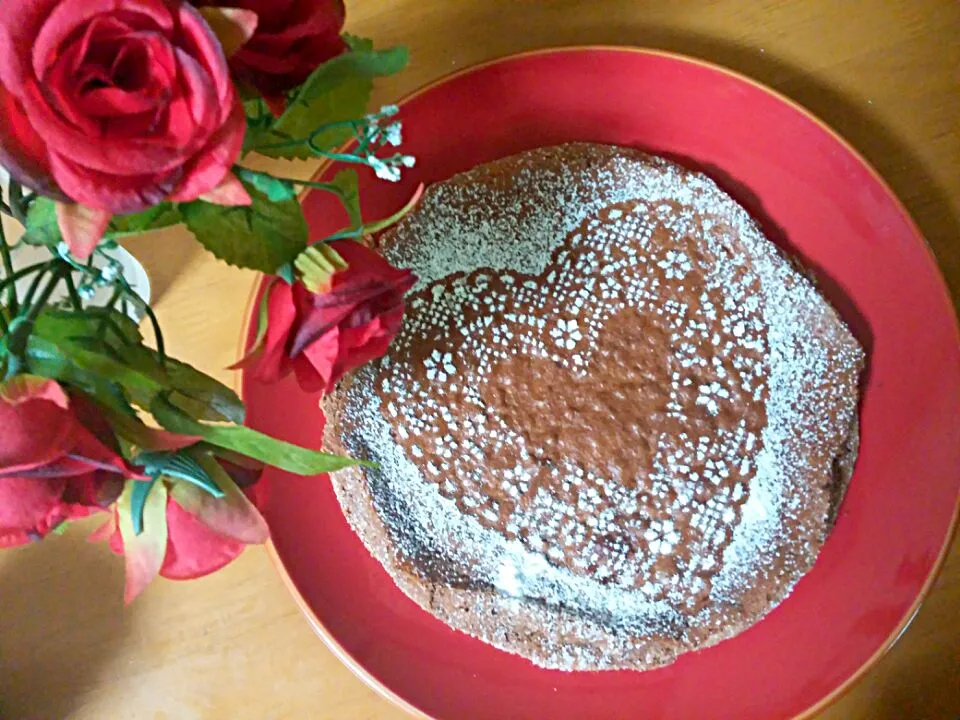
424;350;457;382
550;318;584;350
658;250;693;280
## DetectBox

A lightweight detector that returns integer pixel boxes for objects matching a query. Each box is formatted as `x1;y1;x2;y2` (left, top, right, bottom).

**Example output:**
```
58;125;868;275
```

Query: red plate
242;48;960;720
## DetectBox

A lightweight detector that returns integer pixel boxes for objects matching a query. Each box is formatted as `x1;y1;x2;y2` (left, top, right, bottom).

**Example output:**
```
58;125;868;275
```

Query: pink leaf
87;512;116;544
102;407;201;452
117;479;169;604
198;171;252;206
55;202;111;260
170;453;268;544
0;374;69;409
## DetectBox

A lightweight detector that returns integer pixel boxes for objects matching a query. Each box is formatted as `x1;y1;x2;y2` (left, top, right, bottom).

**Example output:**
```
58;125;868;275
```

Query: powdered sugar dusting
329;144;863;670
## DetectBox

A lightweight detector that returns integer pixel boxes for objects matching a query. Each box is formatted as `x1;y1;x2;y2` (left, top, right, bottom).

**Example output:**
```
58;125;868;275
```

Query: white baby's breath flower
370;157;401;182
384;122;402;147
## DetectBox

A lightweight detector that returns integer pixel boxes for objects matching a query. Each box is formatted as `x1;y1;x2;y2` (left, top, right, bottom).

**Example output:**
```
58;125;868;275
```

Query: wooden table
1;1;958;718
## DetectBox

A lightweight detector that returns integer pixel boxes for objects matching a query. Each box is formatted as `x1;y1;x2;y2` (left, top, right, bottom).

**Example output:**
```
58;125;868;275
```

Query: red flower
195;0;346;111
243;240;416;394
96;449;269;602
0;0;256;257
0;377;130;547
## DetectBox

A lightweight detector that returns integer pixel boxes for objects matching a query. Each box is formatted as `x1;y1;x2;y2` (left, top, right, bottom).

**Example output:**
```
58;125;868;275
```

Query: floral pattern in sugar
374;199;771;609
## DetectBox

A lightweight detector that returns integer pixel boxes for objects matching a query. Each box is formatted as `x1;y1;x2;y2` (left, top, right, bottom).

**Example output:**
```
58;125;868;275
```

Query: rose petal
176;4;235;108
0;377;74;476
0;0;62;94
0;83;63;198
196;7;258;59
0;475;68;546
226;0;346;95
49;153;178;214
32;0;173;82
24;80;191;177
296;326;342;393
249;281;299;383
160;498;246;580
289;271;414;357
168;97;246;203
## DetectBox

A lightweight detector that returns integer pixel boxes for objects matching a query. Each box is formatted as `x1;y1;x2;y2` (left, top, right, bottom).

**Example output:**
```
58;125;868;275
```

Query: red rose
196;0;346;110
95;447;268;602
242;240;416;394
0;377;130;547
0;0;256;257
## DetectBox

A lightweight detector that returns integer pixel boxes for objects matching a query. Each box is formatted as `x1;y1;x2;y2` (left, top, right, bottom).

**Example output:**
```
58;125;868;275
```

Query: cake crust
323;143;863;670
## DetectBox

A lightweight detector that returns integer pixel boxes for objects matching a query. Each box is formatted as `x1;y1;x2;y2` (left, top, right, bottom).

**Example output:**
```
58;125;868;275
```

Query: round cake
324;143;864;671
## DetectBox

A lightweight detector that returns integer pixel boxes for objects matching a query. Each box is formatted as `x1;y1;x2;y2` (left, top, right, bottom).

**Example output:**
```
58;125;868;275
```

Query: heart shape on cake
375;199;769;604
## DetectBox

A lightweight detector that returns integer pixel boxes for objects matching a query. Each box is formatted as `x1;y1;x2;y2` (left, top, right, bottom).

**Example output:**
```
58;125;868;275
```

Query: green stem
137;296;166;369
306;146;374;165
20;265;51;310
0;219;17;314
8;182;26;225
4;265;65;379
63;271;83;311
251;119;361;153
254;172;347;196
0;261;50;299
96;286;123;339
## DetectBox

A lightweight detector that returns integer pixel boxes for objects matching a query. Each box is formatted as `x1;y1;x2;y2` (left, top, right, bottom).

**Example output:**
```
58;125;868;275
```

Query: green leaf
118;478;168;603
151;396;369;476
256;44;409;159
25;335;134;414
105;204;182;237
119;346;245;424
34;307;142;345
328;169;362;229
181;179;308;273
28;309;163;406
243;97;278;154
22;197;60;247
237;277;276;361
28;308;244;424
102;405;201;451
22;198;181;247
234;168;297;202
343;34;374;53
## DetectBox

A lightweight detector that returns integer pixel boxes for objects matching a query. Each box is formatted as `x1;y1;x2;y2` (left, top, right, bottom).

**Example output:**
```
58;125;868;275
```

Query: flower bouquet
0;0;418;601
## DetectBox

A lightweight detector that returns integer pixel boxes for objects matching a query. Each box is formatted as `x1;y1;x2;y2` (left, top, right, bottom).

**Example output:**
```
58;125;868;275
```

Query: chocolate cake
323;143;864;670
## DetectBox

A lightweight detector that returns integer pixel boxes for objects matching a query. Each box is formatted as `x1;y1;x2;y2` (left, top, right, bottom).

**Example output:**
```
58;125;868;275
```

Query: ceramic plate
242;48;960;720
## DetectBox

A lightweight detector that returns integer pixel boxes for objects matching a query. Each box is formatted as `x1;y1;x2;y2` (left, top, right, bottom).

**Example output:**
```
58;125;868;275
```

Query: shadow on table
0;525;133;720
121;226;206;307
402;5;960;306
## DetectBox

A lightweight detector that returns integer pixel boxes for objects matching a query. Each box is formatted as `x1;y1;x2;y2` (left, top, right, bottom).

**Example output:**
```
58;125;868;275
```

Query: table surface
1;1;959;718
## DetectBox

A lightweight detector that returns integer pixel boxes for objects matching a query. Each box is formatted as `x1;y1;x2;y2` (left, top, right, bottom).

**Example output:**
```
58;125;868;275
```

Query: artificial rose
0;376;130;546
100;454;268;599
243;240;416;394
0;0;257;257
195;0;346;111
